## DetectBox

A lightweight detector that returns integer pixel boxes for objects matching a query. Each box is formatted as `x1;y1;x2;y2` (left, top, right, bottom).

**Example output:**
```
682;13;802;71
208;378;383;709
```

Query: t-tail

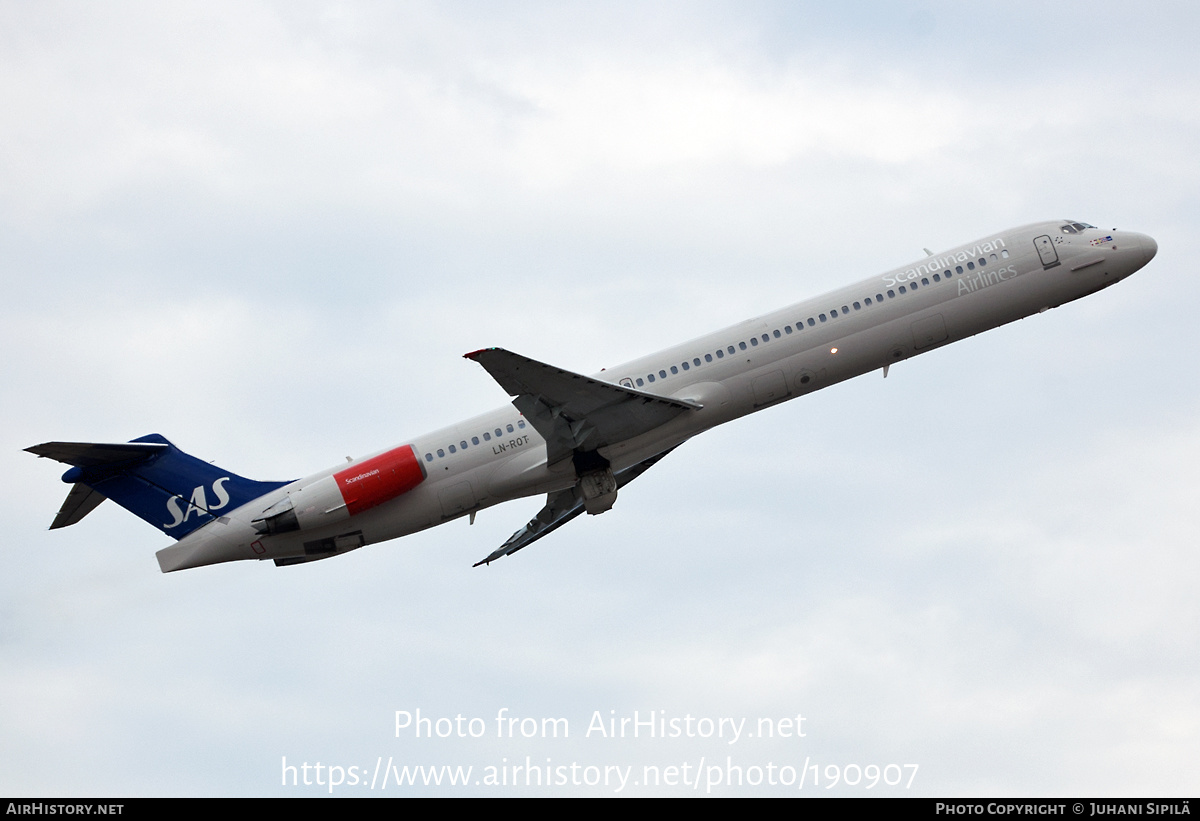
25;434;289;539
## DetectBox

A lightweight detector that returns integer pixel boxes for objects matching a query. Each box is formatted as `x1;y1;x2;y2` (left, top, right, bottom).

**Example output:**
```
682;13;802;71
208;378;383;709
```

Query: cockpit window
1061;221;1096;234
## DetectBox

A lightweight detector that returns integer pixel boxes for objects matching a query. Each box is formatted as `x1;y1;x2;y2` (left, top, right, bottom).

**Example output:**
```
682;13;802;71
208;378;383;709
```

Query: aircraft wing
464;348;700;465
474;447;677;566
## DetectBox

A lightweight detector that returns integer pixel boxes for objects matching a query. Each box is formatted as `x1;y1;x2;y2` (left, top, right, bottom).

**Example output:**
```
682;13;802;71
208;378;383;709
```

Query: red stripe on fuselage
334;445;426;515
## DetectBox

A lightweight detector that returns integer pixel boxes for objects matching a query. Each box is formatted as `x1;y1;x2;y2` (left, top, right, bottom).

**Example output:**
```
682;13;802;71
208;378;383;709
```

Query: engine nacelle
252;444;426;535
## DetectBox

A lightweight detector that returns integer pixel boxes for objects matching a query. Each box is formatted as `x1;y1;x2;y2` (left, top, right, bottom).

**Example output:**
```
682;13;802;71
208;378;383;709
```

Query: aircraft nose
1129;232;1157;267
1140;234;1158;265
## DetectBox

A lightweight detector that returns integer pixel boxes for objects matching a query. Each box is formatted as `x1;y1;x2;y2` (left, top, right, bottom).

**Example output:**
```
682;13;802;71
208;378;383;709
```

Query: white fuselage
156;220;1156;572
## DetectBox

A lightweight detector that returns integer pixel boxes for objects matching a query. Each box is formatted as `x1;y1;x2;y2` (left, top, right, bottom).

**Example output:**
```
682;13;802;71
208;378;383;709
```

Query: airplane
26;220;1158;573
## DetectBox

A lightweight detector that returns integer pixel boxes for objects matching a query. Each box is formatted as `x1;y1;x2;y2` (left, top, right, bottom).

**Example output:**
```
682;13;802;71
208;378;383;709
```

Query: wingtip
463;347;503;361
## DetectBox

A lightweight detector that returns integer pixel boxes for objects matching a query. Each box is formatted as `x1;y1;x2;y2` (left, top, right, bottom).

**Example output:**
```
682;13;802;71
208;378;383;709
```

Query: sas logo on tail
164;477;232;529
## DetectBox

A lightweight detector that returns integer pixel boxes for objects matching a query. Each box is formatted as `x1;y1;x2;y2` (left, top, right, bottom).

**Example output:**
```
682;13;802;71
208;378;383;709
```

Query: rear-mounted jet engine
252;445;425;535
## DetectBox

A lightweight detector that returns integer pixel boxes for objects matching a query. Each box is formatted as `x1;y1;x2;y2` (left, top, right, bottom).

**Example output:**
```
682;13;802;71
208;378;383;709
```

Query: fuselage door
439;481;475;519
911;313;948;349
1034;235;1060;269
752;370;790;408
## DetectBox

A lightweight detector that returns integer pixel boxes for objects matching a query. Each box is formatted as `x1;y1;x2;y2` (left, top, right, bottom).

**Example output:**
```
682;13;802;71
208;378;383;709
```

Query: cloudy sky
3;0;1197;797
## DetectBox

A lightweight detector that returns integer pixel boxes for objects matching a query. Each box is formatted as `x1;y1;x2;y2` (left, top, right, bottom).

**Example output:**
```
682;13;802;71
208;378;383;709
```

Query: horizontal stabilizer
50;483;108;529
26;434;290;540
26;441;166;468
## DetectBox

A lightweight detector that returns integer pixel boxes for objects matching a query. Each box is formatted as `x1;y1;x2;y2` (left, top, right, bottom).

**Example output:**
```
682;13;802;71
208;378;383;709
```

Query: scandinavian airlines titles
882;237;1007;288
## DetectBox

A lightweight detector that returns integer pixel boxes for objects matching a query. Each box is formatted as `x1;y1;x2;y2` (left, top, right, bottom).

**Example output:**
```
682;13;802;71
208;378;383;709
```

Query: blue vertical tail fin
26;434;289;539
